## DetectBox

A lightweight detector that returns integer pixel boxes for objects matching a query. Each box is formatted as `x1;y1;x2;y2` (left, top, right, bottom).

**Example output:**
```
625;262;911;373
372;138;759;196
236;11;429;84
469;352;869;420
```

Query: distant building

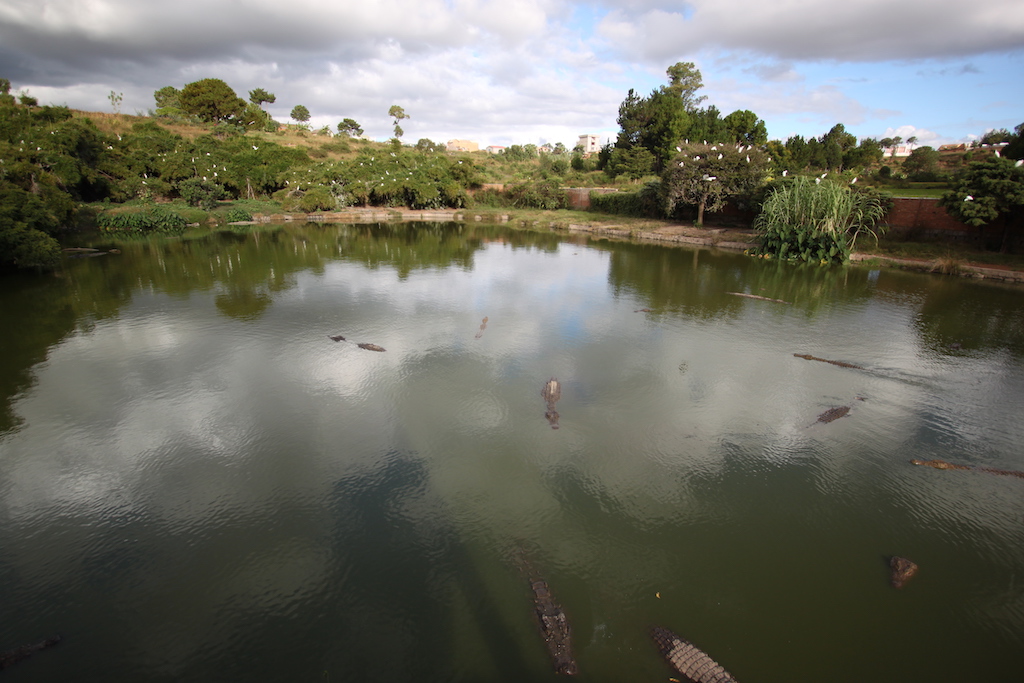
577;134;600;154
538;143;554;154
446;139;479;152
485;145;506;154
881;145;913;158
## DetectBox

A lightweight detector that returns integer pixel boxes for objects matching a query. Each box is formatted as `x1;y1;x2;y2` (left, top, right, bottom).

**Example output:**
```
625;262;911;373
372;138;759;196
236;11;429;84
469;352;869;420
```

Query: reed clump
753;177;888;264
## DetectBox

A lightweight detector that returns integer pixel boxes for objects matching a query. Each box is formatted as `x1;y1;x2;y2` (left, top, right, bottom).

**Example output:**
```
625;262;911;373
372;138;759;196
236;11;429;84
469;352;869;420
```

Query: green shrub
177;178;226;210
505;181;566;209
589;181;665;217
225;207;253;222
97;206;187;234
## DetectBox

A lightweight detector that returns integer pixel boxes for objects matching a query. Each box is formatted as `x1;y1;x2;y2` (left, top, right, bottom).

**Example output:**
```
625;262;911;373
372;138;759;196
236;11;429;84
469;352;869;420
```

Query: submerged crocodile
793;353;864;370
514;551;577;675
910;459;1024;478
890;556;918;588
357;342;386;352
541;378;561;429
0;636;61;671
474;316;489;339
651;626;738;683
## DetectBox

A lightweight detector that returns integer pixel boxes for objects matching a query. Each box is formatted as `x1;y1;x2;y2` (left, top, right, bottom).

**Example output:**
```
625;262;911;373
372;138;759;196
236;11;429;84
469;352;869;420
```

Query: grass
856;238;1024;271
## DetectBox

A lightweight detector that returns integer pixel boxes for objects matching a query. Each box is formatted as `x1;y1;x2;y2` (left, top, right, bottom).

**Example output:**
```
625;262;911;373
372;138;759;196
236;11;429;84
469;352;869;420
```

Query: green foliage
338;118;363;137
178;79;246;123
177;177;226;210
290;105;310;123
662;142;770;225
607;146;656;180
941;157;1024;252
753;176;888;263
902;146;943;181
589;181;664;218
249;88;276;107
723;109;767;146
388;105;409;139
0;184;63;269
97;206;187;234
501;181;567;210
225;207;253;222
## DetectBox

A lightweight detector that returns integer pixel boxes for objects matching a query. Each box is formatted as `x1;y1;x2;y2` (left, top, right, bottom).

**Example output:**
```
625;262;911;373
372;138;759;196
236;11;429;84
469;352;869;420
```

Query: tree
178;78;245;123
290;105;310;125
337;118;363;137
662;142;769;226
153;86;182;116
981;128;1013;145
108;91;123;114
664;61;706;112
1004;122;1024;160
388;105;409;139
723;109;767;146
249;88;276;107
889;136;903;157
941;157;1024;253
902;146;942;180
0;78;13;106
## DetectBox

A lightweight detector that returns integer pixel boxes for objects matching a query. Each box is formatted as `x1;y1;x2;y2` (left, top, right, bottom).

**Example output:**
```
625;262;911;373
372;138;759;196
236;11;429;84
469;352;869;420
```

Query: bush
504;181;566;209
177;178;226;210
97;206;187;234
225;207;253;222
589;181;665;218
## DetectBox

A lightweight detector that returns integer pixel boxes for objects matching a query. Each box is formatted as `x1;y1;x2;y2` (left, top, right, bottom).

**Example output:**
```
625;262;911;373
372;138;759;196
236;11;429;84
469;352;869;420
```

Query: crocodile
910;459;1024;478
793;353;864;370
541;378;561;429
0;636;61;671
890;556;919;588
514;550;577;675
529;576;578;675
474;316;489;339
356;343;386;352
651;626;738;683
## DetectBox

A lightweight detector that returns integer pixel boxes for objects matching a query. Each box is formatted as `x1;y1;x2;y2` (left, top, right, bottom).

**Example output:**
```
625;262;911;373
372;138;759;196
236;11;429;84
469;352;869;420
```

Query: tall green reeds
753;177;888;263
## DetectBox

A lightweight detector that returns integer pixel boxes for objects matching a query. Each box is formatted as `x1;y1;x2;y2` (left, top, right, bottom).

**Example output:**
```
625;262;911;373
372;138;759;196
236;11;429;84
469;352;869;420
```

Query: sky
1;0;1022;149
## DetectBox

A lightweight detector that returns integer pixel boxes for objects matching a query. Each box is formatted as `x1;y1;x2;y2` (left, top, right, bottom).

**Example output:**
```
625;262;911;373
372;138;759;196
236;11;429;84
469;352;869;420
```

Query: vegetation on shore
1;72;1021;271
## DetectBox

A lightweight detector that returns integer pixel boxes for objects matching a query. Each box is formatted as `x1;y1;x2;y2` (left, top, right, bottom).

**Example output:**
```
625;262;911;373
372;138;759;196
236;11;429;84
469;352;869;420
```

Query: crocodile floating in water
793;353;864;370
814;405;850;424
357;342;386;352
475;316;489;339
515;553;577;675
0;636;61;671
328;334;346;342
541;378;561;429
890;556;919;588
729;292;790;305
651;626;738;683
910;459;1024;478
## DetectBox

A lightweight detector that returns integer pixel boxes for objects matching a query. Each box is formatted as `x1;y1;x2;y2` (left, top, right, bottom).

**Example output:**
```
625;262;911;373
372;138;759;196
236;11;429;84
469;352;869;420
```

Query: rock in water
651;627;738;683
890;556;918;588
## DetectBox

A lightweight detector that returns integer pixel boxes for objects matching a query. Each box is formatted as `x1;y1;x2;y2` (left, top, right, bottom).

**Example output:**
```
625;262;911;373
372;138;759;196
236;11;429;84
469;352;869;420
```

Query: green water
1;222;1022;682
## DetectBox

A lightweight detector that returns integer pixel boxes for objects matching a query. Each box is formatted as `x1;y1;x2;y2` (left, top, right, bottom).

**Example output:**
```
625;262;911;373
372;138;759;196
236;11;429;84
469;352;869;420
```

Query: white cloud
596;0;1024;62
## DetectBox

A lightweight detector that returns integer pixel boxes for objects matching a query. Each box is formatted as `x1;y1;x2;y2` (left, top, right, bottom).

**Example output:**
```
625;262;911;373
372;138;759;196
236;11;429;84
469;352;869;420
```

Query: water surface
1;222;1022;682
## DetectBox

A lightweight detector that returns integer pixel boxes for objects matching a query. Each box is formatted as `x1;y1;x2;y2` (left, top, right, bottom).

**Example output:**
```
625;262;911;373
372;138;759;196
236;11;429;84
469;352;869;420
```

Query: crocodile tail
651;627;738;683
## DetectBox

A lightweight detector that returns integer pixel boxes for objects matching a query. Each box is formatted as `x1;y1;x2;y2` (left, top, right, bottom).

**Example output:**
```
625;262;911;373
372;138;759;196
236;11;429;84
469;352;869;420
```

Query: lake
1;221;1022;682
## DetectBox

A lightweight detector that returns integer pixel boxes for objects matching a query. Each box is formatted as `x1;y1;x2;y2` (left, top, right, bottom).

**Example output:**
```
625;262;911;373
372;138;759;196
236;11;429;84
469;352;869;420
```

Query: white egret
964;195;974;201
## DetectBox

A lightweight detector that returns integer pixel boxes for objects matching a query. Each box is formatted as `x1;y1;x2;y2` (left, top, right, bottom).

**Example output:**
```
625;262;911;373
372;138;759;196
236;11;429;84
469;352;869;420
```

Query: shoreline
249;208;1024;284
